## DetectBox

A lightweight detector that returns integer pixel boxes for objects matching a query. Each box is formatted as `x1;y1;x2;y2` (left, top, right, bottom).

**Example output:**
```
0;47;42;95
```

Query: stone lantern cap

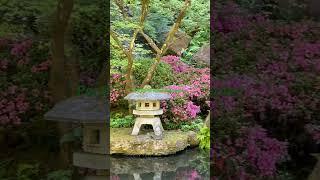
44;96;108;123
124;92;171;101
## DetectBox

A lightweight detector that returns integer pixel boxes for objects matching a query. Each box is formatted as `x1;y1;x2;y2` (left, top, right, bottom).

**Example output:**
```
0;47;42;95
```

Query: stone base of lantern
131;117;164;138
110;128;199;156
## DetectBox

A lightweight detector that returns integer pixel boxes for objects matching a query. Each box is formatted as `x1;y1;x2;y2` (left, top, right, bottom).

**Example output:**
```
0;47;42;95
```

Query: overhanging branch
140;0;191;87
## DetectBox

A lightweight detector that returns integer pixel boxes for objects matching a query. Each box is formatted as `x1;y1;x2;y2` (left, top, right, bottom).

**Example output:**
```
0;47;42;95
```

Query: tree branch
139;30;161;54
160;0;191;55
111;0;150;94
140;0;191;87
129;0;149;53
110;29;130;57
114;0;127;19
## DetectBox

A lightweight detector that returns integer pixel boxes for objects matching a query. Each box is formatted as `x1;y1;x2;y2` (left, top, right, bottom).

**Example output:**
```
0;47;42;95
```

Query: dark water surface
109;148;210;180
0;142;209;179
71;148;209;179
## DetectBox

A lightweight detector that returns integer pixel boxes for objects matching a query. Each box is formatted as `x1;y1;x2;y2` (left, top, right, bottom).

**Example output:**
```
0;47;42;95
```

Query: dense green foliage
197;126;210;150
110;0;210;135
133;59;175;89
180;118;204;132
47;170;72;180
111;114;134;128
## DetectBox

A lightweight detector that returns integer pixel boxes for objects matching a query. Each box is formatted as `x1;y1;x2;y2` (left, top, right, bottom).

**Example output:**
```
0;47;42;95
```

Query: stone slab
110;128;199;156
110;148;200;174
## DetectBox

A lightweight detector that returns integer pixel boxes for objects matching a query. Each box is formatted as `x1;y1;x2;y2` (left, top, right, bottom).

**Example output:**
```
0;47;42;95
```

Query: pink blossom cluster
161;55;189;73
110;73;126;105
0;38;53;126
110;175;120;180
211;1;320;178
0;86;29;125
176;169;201;180
31;59;51;73
213;126;288;178
161;85;201;122
246;126;288;176
160;57;210;122
212;1;250;33
10;39;32;57
164;99;200;122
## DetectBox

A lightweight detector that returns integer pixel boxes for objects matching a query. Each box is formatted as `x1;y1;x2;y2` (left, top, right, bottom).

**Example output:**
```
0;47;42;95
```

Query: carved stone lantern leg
153;172;162;180
133;173;142;180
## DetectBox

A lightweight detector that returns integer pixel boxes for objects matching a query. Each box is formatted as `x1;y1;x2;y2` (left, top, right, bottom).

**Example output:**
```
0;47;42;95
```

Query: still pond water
72;147;209;180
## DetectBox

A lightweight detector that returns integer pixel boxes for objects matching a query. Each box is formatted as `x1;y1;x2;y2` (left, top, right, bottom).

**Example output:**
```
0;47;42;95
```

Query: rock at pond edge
192;43;210;66
110;128;199;156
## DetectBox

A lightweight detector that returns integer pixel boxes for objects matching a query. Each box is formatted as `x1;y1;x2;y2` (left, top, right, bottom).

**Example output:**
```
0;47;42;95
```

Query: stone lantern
44;96;109;179
124;86;171;139
44;96;108;155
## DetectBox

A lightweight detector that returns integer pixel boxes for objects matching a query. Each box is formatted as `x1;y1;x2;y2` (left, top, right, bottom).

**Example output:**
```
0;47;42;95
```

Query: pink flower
161;55;189;73
186;101;200;118
190;170;200;179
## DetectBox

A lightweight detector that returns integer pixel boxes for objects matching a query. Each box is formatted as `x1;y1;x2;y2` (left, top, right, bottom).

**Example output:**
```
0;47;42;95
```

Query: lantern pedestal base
110;128;199;156
131;117;164;139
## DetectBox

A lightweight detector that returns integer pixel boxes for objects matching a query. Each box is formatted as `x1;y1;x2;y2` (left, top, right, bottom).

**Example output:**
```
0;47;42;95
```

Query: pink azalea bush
110;55;210;124
0;86;29;125
161;55;189;73
161;85;201;123
110;73;126;106
161;56;210;124
213;126;288;179
212;1;320;178
0;38;52;126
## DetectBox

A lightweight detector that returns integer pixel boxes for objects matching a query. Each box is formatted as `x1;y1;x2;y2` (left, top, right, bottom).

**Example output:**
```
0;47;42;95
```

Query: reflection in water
72;148;209;180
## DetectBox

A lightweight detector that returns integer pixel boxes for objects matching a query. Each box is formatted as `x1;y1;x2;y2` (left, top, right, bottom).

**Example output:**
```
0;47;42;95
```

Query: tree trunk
125;55;134;94
50;0;74;169
50;0;74;103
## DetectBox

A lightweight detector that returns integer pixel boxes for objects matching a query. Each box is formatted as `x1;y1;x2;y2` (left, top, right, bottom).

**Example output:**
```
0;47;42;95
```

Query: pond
73;147;209;180
112;148;209;180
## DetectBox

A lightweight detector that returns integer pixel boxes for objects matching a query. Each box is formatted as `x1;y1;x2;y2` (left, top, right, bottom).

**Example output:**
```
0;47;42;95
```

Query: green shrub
162;121;181;130
47;170;72;180
197;126;210;150
180;118;204;132
17;163;40;180
111;114;134;128
133;58;175;89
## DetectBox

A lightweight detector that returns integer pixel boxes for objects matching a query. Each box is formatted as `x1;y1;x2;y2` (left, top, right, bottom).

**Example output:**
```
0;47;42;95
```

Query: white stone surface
131;117;164;136
133;109;163;116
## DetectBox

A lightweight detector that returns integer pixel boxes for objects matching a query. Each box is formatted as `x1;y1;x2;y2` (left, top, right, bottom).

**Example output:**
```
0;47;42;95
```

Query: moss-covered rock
110;128;199;156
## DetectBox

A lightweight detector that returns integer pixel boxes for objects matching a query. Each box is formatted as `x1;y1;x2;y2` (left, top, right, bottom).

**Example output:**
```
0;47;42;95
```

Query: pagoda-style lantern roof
44;96;108;154
124;91;171;101
44;96;108;124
